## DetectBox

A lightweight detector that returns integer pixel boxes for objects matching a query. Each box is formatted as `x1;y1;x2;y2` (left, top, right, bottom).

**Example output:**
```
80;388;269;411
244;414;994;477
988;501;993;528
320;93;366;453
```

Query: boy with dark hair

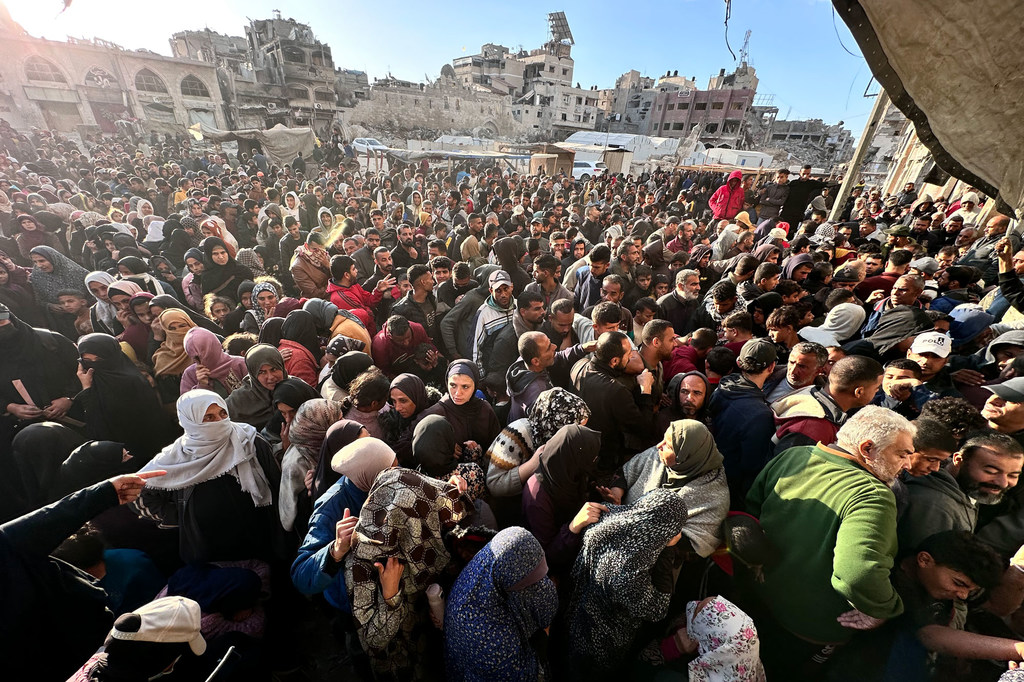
665;327;716;379
831;531;1011;681
705;346;737;387
57;289;93;339
766;305;802;361
437;261;476;308
723;310;755;356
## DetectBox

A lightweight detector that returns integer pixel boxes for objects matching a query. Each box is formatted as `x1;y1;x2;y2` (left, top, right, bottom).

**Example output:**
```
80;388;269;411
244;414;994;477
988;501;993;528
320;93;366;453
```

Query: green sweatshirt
747;443;904;644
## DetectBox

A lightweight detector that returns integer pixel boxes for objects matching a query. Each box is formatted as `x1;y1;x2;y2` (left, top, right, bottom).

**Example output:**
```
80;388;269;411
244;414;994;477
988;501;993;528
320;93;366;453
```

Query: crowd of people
4;122;1024;682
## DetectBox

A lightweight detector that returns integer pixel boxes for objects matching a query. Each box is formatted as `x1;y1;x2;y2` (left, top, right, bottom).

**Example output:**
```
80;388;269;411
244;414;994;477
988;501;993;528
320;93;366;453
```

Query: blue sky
9;0;876;134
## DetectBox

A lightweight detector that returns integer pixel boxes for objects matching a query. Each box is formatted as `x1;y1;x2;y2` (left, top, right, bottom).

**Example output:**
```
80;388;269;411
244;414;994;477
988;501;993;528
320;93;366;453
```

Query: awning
188;123;316;166
384;148;530;162
835;0;1024;215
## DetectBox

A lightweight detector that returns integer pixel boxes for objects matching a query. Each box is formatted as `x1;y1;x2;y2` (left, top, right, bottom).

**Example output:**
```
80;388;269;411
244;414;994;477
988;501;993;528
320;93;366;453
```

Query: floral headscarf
444;527;557;681
687;596;765;682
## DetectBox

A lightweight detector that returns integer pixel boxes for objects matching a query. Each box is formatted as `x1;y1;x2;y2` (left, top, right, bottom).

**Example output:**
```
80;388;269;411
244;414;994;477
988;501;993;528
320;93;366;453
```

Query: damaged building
170;12;369;133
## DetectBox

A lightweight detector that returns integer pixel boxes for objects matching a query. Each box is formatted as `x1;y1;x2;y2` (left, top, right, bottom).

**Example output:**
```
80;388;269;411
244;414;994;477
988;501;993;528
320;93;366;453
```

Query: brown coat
290;245;330;298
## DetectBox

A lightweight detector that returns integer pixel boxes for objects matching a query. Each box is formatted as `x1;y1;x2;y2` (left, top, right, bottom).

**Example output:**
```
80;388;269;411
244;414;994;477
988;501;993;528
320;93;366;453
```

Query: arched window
288;86;309;100
25;56;66;84
84;67;117;88
180;75;210;98
135;69;167;93
314;89;335;103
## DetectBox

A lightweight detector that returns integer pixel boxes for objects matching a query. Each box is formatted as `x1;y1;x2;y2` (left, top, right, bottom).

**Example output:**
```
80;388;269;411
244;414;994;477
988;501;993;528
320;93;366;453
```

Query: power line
831;5;862;58
723;0;736;60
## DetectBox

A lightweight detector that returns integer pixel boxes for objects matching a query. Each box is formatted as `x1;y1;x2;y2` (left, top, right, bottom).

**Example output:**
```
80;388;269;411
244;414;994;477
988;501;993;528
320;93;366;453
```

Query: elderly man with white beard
745;406;916;679
656;268;701;336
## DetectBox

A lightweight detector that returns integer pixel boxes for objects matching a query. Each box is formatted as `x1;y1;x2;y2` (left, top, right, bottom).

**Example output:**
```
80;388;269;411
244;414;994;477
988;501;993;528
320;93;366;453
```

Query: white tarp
191;123;316;167
836;0;1024;214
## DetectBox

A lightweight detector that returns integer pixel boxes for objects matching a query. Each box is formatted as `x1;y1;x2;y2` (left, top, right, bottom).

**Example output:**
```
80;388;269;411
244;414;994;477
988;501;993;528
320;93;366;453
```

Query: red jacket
709;170;746;220
327;280;383;314
371;321;436;378
279;340;319;387
663;344;704;382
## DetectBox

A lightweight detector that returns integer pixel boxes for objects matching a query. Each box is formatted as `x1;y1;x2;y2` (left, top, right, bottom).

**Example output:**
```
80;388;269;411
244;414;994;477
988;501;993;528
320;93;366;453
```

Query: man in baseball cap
73;596;206;679
472;270;515;366
983;377;1024;448
708;337;778;506
906;331;956;396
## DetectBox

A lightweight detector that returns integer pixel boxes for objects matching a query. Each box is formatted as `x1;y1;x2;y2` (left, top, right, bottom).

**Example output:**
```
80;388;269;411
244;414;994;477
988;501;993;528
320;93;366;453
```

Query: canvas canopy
189;123;316;167
835;0;1024;215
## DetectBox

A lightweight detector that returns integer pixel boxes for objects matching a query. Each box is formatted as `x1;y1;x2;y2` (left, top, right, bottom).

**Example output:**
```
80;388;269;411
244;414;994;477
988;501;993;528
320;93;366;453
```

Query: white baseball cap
108;596;206;655
910;331;952;359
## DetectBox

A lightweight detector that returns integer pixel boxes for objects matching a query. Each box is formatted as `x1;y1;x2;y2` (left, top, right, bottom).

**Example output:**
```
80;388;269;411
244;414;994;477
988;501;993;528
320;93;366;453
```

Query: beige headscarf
152;309;196;377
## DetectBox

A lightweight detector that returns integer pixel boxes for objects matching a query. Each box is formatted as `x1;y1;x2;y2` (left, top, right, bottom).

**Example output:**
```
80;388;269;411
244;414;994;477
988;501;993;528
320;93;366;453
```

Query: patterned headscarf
687;596;766;682
236;248;267;278
528;387;591;445
567;489;689;668
250;282;277;326
444;527;557;681
346;468;468;677
29;245;89;304
289;399;346;462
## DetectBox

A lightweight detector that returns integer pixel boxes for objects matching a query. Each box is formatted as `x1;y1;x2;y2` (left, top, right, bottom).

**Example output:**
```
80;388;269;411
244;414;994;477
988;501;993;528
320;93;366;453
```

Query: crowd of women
2;123;1024;682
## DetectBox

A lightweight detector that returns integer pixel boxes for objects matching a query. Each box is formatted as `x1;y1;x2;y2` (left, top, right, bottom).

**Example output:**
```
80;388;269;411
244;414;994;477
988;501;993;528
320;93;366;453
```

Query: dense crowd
4;122;1024;682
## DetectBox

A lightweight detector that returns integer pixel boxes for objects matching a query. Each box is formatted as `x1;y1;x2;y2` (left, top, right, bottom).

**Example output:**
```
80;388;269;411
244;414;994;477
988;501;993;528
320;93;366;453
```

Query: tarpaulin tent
189;123;316;167
834;0;1024;215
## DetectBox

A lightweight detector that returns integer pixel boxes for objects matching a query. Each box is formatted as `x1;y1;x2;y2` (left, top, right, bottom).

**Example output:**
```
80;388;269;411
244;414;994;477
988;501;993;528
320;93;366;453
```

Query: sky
5;0;877;135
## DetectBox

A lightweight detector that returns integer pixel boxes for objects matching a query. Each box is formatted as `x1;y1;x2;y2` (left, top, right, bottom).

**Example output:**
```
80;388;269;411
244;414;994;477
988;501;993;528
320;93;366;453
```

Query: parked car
352;138;387;154
572;160;607;179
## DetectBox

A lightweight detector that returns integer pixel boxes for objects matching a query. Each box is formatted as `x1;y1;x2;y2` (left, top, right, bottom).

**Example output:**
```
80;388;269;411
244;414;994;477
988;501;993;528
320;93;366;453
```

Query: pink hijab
182;327;247;389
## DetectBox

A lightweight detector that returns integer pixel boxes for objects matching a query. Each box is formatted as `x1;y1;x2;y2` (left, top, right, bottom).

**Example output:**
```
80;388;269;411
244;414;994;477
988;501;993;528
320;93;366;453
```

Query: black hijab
117;256;149;275
411;414;457;478
271;377;319;411
53;440;136;499
310;419;366;501
331;351;373;391
390;373;429;419
533;424;601;517
200;237;251;299
258;317;285;347
282;309;322;361
76;333;175;459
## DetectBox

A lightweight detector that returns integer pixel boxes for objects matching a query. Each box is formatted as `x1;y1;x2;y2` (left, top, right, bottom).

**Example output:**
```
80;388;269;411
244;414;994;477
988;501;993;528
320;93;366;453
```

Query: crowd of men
3;120;1024;682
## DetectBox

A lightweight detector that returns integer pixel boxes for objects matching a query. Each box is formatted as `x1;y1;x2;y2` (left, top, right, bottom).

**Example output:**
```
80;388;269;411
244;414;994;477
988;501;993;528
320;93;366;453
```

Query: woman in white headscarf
135;389;282;563
85;270;122;335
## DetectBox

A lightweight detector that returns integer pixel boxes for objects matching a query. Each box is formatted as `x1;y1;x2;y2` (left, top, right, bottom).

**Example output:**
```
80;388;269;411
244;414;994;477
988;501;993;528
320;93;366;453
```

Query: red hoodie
326;280;383;333
709;170;746;220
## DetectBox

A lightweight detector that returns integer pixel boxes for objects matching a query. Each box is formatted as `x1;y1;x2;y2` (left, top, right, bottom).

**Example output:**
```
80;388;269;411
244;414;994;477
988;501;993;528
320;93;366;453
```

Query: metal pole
829;89;890;222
